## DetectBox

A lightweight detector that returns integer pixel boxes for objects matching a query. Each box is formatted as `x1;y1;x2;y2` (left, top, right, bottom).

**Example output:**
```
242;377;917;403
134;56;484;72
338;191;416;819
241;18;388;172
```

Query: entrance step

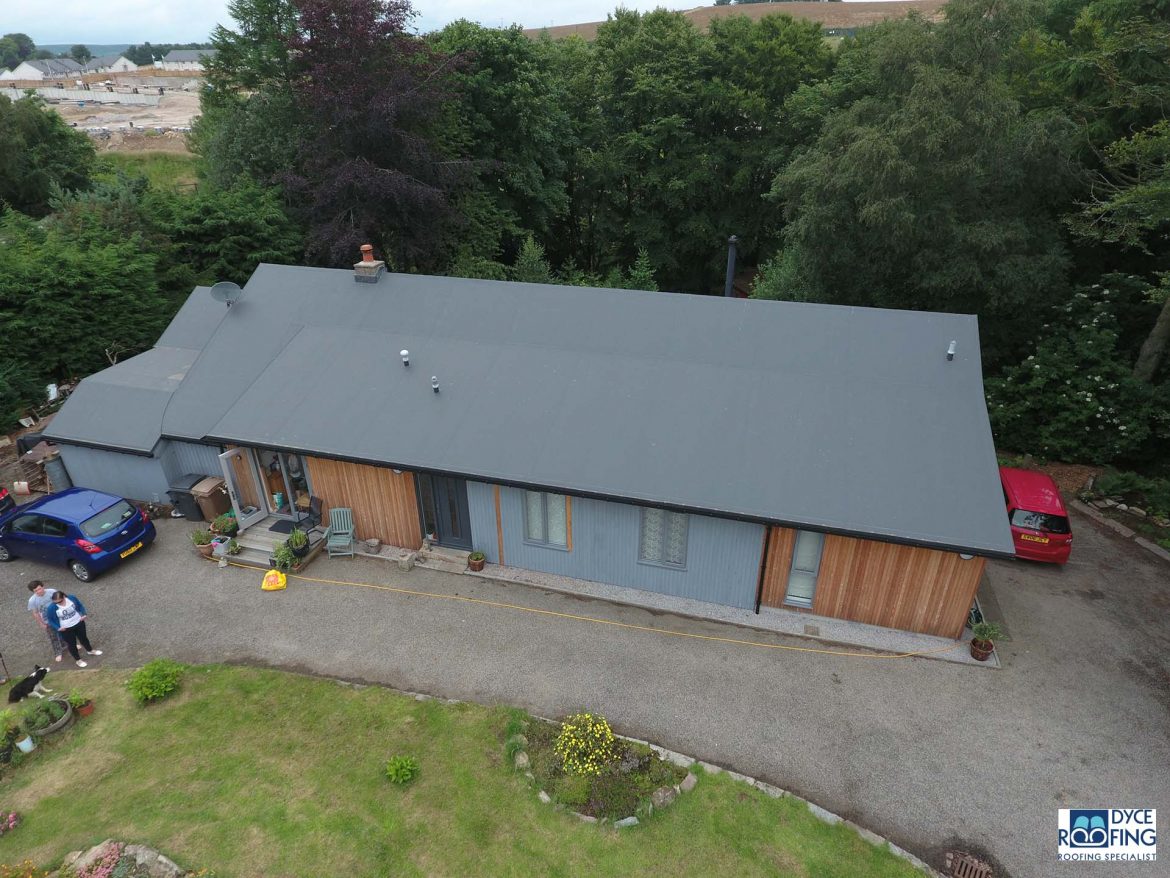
415;544;469;575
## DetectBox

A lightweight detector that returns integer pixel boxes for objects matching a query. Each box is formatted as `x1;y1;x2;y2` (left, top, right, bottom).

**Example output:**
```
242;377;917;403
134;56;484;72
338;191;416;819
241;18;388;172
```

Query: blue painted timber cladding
466;481;764;609
56;444;171;502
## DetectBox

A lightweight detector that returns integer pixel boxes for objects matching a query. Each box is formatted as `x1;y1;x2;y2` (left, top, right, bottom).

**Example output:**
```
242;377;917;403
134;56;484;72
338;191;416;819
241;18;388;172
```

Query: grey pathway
1;512;1167;877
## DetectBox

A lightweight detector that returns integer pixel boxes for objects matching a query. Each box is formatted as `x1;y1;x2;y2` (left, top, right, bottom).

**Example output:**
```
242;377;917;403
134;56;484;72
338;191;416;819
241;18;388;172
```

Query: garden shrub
127;659;186;705
385;755;420;785
554;712;616;777
987;284;1163;464
1094;469;1170;518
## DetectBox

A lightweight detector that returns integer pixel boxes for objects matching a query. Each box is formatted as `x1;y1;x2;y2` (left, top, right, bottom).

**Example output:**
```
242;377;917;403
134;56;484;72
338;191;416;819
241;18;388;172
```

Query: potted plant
211;512;239;537
969;621;1003;662
271;543;297;572
190;528;214;558
286;528;310;558
67;689;94;718
23;697;73;738
227;538;241;556
468;551;486;572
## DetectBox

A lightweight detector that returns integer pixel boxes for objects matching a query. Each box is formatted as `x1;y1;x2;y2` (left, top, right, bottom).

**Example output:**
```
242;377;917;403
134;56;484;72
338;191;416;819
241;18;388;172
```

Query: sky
3;0;710;44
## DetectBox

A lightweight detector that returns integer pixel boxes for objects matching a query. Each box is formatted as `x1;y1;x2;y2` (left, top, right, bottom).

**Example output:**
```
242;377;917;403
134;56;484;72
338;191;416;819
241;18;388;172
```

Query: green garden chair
325;507;355;558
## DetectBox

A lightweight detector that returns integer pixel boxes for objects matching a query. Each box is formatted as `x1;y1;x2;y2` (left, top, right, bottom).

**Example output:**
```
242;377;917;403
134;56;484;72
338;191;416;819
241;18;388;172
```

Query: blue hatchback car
0;487;156;582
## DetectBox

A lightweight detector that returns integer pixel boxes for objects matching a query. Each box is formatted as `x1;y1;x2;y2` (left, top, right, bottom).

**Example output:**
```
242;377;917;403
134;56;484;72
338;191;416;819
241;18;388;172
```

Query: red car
1000;466;1072;564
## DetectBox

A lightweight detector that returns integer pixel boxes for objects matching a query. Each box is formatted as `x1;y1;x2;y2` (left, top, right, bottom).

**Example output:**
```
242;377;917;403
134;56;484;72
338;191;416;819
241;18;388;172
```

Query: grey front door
418;474;472;550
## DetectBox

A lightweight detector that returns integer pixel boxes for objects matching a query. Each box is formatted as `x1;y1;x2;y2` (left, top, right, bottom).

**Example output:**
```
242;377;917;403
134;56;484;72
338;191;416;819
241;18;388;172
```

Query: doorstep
471;563;998;669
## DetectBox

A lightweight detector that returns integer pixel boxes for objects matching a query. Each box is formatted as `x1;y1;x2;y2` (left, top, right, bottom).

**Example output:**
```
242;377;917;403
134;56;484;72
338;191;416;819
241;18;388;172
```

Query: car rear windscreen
81;500;137;538
1010;509;1071;534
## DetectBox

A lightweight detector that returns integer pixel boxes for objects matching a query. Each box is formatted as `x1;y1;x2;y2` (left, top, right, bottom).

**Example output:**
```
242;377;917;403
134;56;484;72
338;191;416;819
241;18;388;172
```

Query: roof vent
946;340;957;361
354;244;385;284
431;376;440;394
400;350;410;367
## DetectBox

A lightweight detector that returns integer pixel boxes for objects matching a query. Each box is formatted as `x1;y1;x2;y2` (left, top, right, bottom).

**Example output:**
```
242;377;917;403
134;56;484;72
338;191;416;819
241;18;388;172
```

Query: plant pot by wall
970;639;995;661
196;543;214;558
468;556;485;572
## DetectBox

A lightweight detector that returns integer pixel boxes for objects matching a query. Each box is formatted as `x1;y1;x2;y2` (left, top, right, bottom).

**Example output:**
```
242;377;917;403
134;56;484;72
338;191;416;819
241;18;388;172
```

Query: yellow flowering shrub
554;712;616;777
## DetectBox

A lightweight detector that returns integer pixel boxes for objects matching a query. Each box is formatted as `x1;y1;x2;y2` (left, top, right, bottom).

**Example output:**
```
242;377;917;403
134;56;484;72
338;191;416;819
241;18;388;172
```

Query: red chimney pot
360;244;374;262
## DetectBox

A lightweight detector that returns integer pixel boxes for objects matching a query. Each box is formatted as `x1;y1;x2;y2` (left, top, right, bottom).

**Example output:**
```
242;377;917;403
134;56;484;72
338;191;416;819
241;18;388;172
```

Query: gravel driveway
1;510;1166;877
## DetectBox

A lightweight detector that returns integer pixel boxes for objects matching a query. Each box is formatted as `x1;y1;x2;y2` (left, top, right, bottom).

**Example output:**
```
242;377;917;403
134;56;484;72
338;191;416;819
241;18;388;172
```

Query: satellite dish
209;281;244;308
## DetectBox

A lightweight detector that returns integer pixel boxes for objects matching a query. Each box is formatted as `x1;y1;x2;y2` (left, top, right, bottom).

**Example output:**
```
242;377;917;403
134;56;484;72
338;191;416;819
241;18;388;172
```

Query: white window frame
523;490;569;549
638;507;689;569
784;530;824;608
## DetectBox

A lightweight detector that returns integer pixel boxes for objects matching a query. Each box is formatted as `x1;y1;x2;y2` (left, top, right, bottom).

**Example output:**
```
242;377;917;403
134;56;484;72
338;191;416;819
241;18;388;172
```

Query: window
9;514;42;534
784;530;824;607
40;517;69;537
81;500;135;538
639;508;688;568
1010;509;1071;534
524;491;568;548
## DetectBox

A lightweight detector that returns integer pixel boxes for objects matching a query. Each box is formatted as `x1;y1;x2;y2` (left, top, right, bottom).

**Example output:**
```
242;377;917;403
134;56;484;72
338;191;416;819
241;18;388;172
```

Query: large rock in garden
651;786;678;809
513;751;530;770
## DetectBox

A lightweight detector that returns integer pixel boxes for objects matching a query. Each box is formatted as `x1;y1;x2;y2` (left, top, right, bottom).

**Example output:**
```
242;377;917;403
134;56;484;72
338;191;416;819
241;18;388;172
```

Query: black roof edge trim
201;436;1016;560
38;436;156;457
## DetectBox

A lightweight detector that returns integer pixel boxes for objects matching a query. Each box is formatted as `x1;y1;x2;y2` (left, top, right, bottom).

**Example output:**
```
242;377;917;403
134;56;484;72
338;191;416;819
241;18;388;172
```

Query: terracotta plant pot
76;701;95;718
468;556;485;572
196;543;214;558
970;638;995;662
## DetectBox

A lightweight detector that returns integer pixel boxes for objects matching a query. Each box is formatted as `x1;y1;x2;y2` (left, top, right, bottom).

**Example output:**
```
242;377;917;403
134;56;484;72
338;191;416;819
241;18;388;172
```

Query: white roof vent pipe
946;340;957;362
431;376;440;394
400;350;410;367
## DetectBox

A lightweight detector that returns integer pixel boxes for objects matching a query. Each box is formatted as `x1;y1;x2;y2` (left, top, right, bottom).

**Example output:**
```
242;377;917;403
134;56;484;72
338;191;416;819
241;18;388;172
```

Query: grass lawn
97;152;201;191
0;666;924;877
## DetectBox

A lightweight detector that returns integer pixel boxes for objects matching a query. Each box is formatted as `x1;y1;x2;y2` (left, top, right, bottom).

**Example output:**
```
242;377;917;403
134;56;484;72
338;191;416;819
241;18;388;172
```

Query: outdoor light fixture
431;376;440;393
400;349;410;367
946;340;957;361
959;553;974;560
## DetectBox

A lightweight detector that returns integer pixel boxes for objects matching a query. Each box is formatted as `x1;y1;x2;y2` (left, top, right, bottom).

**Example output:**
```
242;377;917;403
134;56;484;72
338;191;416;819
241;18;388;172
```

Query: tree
282;0;466;270
429;21;572;264
511;235;554;284
70;44;92;63
624;248;658;291
205;0;299;94
0;33;34;69
0;94;94;217
764;3;1079;365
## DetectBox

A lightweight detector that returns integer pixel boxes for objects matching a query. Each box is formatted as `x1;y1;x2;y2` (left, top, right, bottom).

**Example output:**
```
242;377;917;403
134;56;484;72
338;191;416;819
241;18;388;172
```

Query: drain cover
945;851;993;878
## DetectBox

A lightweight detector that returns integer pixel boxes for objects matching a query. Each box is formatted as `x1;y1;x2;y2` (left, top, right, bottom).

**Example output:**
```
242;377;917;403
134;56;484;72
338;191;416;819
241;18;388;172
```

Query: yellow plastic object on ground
261;568;287;591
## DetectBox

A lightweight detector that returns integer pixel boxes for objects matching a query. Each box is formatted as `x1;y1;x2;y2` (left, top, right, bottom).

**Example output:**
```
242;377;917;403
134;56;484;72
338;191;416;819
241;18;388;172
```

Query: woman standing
44;591;104;668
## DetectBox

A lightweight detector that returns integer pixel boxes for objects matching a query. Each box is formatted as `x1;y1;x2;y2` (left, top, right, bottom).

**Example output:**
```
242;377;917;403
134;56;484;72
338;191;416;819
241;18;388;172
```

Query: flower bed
516;713;689;822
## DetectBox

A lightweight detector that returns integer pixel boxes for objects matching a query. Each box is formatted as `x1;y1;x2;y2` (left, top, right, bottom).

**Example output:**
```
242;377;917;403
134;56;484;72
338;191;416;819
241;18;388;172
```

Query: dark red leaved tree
284;0;465;269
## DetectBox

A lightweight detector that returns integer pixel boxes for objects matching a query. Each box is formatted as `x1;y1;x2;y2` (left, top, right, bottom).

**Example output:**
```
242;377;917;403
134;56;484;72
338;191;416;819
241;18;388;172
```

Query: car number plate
1019;534;1049;544
120;541;143;558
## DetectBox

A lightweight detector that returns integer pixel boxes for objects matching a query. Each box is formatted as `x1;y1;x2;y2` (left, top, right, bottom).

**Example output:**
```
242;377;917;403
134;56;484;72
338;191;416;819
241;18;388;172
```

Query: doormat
268;520;295;535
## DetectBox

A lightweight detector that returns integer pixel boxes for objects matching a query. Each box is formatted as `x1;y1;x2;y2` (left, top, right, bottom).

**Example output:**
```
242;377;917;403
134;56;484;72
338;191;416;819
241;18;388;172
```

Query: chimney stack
354;244;385;284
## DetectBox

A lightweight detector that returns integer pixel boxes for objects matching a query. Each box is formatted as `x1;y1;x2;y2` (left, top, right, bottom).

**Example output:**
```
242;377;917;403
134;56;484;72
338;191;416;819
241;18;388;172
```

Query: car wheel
70;559;93;582
0;543;11;562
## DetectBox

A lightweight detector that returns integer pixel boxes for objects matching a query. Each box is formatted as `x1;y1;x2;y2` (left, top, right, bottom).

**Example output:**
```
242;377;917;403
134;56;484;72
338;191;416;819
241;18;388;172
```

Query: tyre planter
27;698;73;738
969;638;995;662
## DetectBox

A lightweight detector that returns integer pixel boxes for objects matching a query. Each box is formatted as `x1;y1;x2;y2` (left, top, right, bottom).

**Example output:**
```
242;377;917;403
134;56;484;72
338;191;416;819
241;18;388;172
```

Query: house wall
304;456;422;548
55;444;170;502
760;526;986;638
158;440;223;483
466;482;765;609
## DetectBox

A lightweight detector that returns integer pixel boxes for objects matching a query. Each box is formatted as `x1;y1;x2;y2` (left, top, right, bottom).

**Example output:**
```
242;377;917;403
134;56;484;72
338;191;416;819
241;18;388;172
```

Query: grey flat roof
162;264;1013;556
42;345;198;453
162;49;215;62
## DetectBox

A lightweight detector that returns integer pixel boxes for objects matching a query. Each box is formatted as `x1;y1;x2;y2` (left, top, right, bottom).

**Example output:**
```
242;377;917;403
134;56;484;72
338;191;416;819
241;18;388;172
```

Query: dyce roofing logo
1059;809;1157;862
1067;811;1109;848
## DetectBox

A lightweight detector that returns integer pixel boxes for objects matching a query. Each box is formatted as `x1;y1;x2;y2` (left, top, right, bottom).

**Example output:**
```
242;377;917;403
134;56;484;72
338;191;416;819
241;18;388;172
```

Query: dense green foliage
127;659;186;705
0;95;94;217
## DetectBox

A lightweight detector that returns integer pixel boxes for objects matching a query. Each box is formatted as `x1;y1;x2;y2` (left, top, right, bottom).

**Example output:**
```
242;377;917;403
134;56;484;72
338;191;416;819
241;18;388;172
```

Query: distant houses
86;54;138;74
0;57;85;81
154;49;215;71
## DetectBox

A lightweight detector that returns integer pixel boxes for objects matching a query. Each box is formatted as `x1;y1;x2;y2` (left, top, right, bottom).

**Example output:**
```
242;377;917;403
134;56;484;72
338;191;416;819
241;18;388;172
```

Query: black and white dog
7;666;53;703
